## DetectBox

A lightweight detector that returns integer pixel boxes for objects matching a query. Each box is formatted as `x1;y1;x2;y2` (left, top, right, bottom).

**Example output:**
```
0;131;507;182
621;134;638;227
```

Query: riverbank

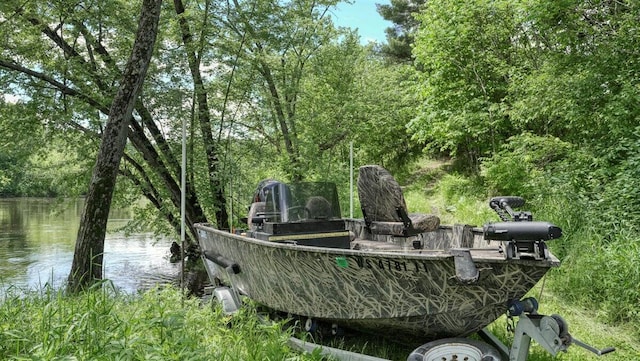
0;284;325;361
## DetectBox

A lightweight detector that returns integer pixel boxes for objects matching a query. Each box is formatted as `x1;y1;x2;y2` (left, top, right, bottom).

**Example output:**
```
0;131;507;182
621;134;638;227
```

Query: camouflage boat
195;165;562;341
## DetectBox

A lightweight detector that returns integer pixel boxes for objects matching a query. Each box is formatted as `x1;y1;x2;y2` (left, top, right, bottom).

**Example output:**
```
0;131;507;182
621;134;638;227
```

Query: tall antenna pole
350;141;353;218
180;103;187;301
229;152;233;233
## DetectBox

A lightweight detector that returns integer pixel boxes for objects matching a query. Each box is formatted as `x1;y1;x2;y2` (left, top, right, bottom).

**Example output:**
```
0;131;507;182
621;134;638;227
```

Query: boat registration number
351;256;429;273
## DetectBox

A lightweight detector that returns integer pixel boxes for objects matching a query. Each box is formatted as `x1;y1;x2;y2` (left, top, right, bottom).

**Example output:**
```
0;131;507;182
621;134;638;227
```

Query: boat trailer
209;286;615;361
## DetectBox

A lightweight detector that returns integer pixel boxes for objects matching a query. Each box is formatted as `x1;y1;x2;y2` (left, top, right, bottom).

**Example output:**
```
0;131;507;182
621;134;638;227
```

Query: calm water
0;198;180;295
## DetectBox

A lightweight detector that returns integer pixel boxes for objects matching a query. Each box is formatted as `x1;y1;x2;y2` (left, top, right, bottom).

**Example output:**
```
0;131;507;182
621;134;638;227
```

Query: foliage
0;102;43;196
0;100;90;197
508;1;640;147
296;40;422;180
0;0;421;236
584;130;640;232
410;0;640;169
480;133;572;200
410;0;518;171
408;0;640;326
20;147;92;197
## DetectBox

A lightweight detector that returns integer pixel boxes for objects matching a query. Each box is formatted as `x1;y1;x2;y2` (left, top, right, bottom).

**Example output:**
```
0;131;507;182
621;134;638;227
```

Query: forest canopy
0;0;419;237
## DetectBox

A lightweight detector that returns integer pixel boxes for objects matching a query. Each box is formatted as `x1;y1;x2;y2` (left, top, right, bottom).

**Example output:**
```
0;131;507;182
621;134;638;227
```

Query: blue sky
331;0;392;44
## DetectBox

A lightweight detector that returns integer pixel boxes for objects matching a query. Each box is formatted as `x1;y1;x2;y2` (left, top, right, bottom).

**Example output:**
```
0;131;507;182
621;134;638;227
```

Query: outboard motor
247;179;284;230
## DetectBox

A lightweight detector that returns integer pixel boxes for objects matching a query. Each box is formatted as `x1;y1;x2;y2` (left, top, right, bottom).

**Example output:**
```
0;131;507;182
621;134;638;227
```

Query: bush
480;133;572;200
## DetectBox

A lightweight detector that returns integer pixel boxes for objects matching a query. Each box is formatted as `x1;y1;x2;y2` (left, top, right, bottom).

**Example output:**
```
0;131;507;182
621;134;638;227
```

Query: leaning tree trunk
174;0;229;230
67;0;163;293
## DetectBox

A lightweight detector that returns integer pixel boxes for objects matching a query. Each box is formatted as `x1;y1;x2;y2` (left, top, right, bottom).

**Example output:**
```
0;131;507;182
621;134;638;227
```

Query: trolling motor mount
489;196;531;222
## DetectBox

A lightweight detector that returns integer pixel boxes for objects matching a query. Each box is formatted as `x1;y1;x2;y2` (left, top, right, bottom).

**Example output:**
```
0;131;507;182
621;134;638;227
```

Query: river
0;198;180;296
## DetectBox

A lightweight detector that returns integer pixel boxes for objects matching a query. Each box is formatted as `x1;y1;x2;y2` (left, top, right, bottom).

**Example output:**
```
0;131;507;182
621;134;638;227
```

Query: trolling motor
483;197;562;260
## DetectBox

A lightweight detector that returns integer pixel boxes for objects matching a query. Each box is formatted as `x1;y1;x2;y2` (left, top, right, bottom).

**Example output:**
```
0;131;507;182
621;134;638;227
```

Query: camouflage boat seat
357;165;440;237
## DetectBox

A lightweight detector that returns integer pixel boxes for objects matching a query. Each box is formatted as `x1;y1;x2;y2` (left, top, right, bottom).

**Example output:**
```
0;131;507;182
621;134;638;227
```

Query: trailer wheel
303;318;318;333
330;323;344;336
407;338;502;361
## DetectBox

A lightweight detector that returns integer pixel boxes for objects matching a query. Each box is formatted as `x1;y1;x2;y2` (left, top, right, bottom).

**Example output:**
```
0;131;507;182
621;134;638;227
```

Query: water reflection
0;198;180;295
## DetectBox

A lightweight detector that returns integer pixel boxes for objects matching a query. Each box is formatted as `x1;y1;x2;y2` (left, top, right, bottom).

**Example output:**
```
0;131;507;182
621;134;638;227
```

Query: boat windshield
262;182;341;223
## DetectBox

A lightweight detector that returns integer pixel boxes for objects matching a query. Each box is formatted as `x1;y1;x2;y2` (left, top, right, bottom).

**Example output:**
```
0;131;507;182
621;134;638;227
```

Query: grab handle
203;250;241;274
572;338;616;356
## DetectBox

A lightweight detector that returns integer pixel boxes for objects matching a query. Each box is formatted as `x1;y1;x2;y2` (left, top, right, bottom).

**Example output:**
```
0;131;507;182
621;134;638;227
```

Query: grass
3;281;638;361
0;283;325;361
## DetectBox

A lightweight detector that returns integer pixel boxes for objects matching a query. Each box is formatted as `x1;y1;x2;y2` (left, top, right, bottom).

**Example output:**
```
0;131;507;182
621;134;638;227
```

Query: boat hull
195;223;558;340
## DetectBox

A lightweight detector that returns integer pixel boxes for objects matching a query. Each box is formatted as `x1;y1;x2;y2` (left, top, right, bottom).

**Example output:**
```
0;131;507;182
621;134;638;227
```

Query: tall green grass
404;173;497;226
0;284;325;361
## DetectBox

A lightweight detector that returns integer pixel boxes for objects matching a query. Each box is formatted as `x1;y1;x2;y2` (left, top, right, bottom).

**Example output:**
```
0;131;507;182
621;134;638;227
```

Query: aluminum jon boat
195;165;613;360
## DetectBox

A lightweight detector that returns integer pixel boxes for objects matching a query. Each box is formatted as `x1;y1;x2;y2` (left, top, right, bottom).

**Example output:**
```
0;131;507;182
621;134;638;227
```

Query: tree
507;0;640;147
377;0;426;63
410;0;518;170
0;101;42;196
0;0;213;243
173;0;229;229
67;0;162;292
1;0;423;241
295;37;422;176
208;0;341;182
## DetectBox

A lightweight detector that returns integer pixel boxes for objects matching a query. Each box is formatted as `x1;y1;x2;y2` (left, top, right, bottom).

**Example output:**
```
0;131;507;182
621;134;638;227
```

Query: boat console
247;181;351;249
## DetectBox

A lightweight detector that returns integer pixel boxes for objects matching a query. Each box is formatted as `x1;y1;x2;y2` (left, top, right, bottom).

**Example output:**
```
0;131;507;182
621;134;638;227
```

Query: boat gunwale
194;222;560;267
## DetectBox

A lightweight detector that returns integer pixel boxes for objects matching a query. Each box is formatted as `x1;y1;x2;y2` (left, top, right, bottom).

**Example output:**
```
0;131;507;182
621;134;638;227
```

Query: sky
331;0;392;44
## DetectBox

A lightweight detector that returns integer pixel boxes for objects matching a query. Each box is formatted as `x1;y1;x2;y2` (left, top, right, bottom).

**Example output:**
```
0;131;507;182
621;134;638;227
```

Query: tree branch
0;58;109;113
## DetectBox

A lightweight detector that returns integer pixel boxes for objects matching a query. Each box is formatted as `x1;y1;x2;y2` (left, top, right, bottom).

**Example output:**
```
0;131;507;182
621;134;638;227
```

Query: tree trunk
174;0;229;229
67;0;163;293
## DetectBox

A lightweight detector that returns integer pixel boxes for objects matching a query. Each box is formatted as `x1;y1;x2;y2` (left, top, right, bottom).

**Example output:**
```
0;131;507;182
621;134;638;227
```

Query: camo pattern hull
195;223;558;340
